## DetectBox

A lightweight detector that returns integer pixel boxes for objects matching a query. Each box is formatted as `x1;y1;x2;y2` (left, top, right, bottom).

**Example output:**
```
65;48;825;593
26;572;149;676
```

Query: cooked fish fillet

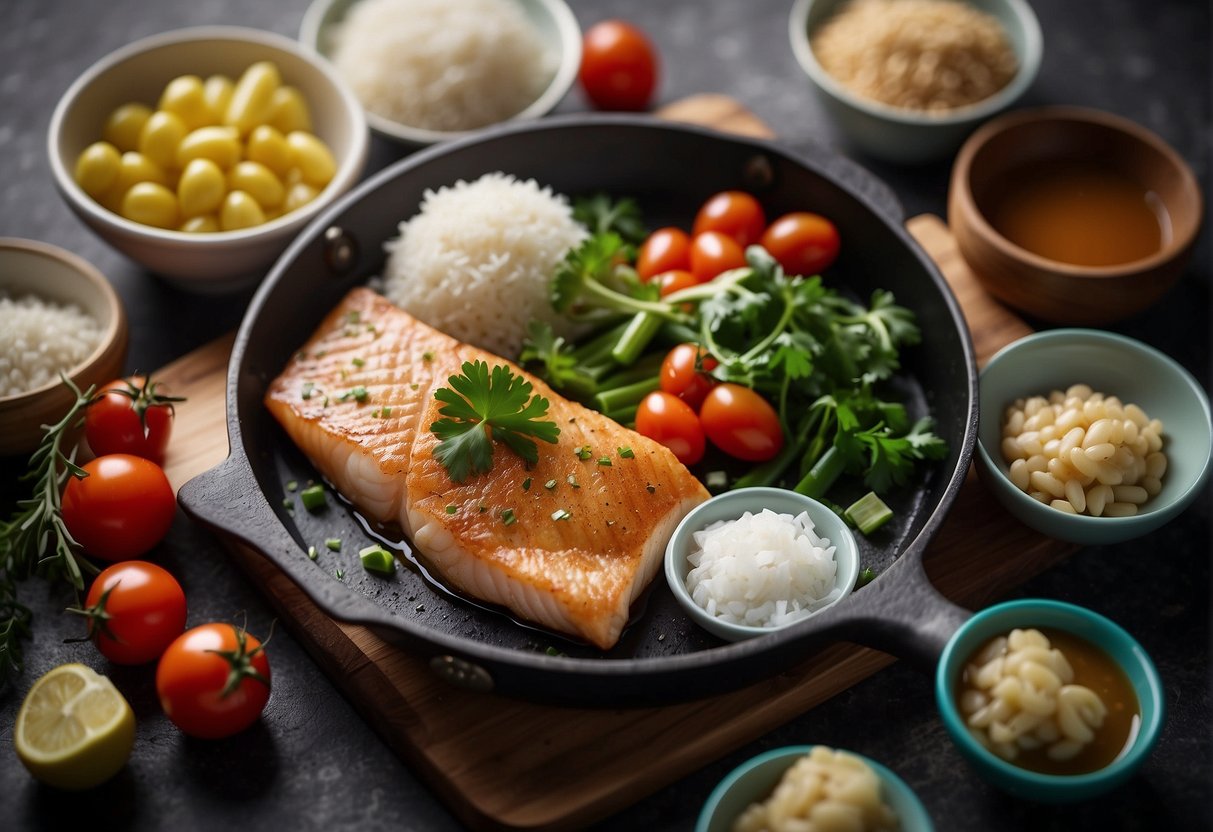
264;288;709;649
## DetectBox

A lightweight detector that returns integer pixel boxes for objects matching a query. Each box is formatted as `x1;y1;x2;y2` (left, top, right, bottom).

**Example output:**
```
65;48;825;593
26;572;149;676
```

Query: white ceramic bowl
299;0;581;147
789;0;1042;164
48;26;369;292
0;238;128;456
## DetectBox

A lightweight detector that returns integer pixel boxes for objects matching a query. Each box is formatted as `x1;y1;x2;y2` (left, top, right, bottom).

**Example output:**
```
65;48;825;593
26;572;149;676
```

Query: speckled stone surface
1;1;1209;830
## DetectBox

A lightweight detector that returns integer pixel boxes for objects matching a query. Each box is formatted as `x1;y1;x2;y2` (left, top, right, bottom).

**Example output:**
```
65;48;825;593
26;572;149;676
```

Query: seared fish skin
265;288;709;649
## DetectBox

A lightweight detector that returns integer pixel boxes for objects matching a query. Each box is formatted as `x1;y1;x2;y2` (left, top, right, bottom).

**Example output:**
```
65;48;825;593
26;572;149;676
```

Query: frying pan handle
783;138;905;226
830;550;972;671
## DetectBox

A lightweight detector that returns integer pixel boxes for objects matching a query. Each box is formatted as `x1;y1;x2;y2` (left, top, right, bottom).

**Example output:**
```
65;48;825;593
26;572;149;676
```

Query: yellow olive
180;214;220;233
267;86;312;134
203;75;234;123
286;131;336;188
177;158;227;218
158;75;212;130
139;110;188;170
177;126;242;169
98;151;172;212
102;103;153;153
282;181;319;214
224;61;280;136
75;141;121;198
121;181;180;229
219;190;265;230
227;161;284;210
245;125;292;177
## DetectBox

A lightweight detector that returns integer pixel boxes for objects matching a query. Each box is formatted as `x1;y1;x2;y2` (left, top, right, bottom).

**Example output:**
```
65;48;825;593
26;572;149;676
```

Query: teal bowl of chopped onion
665;487;861;642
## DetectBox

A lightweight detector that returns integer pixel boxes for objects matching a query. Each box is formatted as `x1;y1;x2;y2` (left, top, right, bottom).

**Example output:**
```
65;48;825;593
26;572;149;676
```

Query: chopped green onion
359;544;397;576
346;310;361;324
445;504;458;515
381;406;392;417
705;471;728;490
325;537;342;552
422;351;434;362
544;479;558;490
478;504;488;513
286;480;298;492
544;646;563;657
845;492;894;536
352;357;365;368
281;497;292;509
567;476;580;489
551;508;571;522
522;477;532;491
501;508;517;526
314;350;327;358
410;383;420;391
301;382;315;400
574;444;592;460
617;446;634;459
339;386;369;403
857;567;877;587
597;456;612;466
307;545;318;561
300;484;326;512
335;568;346;581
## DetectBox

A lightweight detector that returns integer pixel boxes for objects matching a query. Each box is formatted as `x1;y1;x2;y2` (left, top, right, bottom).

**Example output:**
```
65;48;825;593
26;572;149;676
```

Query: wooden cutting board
156;96;1057;831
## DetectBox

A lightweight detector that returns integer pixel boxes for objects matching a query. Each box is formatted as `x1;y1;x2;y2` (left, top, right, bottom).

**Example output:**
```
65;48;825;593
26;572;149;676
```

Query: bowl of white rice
665;487;861;643
789;0;1042;163
301;0;582;147
0;238;128;456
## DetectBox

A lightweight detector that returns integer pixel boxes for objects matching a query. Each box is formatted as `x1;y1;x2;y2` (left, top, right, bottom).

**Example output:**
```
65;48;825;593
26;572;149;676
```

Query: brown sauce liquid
957;627;1140;776
983;159;1170;267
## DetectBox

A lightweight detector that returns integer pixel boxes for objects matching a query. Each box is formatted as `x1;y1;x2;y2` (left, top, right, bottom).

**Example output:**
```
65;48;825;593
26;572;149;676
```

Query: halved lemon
13;663;136;790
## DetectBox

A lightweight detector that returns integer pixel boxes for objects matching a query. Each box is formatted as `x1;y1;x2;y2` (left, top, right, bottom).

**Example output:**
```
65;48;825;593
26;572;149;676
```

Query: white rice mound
0;291;101;398
381;172;587;358
732;746;899;832
687;509;841;629
329;0;556;132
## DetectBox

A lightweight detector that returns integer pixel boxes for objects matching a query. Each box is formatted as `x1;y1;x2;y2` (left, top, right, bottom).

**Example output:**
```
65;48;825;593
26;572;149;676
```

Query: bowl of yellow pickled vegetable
48;26;369;292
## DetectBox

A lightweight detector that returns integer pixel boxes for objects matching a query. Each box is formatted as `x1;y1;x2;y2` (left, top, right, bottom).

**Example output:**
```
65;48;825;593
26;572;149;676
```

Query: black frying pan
179;116;979;706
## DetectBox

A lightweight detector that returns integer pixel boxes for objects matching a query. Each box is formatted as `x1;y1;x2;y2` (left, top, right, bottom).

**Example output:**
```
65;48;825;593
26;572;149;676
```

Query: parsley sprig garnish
430;361;560;483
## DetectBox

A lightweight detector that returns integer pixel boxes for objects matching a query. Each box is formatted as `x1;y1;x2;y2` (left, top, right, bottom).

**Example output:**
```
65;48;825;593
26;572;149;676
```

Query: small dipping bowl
936;599;1165;803
664;487;860;643
697;744;934;832
48;26;369;292
949;106;1203;324
789;0;1042;164
977;328;1212;544
300;0;581;148
0;238;128;456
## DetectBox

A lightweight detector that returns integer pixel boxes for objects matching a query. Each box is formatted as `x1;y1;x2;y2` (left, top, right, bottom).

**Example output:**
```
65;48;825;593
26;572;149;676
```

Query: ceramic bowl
788;0;1042;164
949;106;1203;324
664;487;861;642
697;744;934;832
936;599;1165;803
47;26;369;292
976;328;1212;545
299;0;581;148
0;238;128;456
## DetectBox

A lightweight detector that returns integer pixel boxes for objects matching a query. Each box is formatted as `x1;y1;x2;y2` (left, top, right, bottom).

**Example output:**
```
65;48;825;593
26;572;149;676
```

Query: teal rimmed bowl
935;599;1165;803
697;744;934;832
977;328;1212;544
664;487;860;643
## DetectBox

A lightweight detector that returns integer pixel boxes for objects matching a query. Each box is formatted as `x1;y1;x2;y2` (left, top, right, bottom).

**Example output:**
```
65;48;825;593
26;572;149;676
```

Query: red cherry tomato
79;561;187;665
635;391;705;466
689;231;747;283
660;343;719;410
692;191;766;247
760;212;841;276
656;269;699;297
636;227;691;280
699;384;785;462
61;454;176;561
579;20;659;111
156;622;271;739
84;375;182;465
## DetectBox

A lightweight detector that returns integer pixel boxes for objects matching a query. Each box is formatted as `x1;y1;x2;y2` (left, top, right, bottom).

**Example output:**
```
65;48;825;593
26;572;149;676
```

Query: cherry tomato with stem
635;391;705;466
760;212;841;276
655;269;698;297
70;561;187;665
636;227;691;280
660;343;719;410
579;20;659;111
699;384;785;462
85;375;184;465
61;453;176;561
693;191;766;248
156;622;271;739
689;231;747;283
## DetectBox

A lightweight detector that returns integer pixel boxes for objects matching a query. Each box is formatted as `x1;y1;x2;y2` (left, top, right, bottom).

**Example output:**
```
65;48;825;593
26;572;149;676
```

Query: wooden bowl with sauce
948;106;1202;324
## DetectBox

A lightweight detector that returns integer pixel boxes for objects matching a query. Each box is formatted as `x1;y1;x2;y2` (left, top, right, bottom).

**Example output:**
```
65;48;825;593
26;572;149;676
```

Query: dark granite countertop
1;1;1209;829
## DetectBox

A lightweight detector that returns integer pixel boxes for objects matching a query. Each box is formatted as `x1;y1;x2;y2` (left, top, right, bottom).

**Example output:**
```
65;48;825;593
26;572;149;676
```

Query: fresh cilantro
430;361;560;483
572;193;648;245
519;321;595;398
